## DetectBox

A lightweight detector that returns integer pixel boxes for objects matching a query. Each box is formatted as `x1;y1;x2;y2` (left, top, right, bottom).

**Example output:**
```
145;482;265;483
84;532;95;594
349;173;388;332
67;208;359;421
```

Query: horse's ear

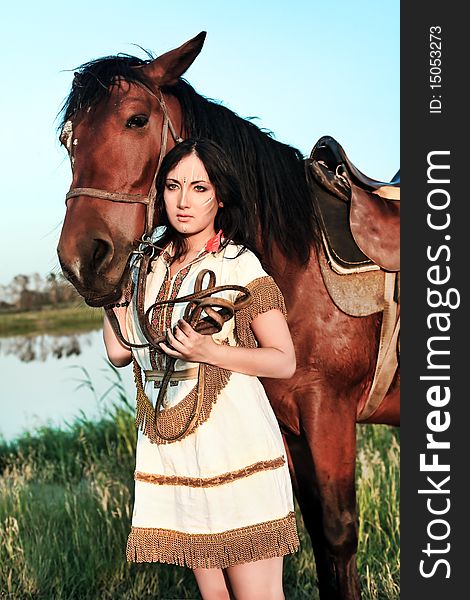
143;32;206;86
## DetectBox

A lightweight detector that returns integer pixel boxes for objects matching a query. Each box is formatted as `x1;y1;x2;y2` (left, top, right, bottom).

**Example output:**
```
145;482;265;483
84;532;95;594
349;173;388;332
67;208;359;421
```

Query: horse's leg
285;389;361;600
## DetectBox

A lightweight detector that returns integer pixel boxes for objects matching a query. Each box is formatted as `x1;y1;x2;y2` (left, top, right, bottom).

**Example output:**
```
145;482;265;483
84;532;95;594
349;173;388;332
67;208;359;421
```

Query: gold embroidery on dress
126;511;299;569
150;262;191;371
134;358;231;445
235;276;287;348
134;456;286;487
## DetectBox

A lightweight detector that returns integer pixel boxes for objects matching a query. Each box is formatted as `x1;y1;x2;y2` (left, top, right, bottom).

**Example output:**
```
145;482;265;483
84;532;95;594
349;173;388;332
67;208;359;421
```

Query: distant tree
46;272;59;305
56;273;82;304
3;271;83;311
18;289;48;311
32;272;45;293
11;275;30;308
0;283;15;308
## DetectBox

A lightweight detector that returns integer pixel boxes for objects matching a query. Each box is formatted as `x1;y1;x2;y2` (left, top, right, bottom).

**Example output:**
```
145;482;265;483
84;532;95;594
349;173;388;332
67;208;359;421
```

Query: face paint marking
163;154;220;244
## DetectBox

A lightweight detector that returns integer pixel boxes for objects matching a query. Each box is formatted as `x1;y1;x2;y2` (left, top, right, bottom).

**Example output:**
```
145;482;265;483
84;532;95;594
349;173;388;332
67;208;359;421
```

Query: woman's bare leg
225;556;285;600
193;567;235;600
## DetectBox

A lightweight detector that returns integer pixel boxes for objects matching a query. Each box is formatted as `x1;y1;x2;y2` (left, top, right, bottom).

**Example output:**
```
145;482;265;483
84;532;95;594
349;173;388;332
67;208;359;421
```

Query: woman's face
163;153;222;240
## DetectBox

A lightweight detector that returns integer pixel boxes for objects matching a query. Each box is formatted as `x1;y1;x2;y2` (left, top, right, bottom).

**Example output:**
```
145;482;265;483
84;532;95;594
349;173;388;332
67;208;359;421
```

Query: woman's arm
159;309;296;379
103;307;132;367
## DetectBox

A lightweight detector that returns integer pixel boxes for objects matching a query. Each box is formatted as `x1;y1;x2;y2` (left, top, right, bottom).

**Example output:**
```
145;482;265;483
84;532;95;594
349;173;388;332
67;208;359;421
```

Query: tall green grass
0;369;399;599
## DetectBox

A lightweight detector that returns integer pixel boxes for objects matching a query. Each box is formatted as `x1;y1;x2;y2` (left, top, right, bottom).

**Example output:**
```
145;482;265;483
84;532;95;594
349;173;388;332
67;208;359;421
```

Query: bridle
64;85;183;238
62;83;247;348
62;83;186;353
62;82;249;343
61;83;253;441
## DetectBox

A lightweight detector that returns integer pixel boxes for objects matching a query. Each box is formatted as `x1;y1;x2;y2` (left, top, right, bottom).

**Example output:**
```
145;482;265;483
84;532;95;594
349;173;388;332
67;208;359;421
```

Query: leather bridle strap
65;188;150;204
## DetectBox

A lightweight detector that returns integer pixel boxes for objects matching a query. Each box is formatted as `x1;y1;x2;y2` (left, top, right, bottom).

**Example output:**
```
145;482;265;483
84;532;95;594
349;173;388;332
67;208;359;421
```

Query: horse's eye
126;114;149;128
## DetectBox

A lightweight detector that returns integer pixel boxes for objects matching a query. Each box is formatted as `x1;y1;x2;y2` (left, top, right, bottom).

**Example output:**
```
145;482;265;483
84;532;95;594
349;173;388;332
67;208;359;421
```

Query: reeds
0;368;399;599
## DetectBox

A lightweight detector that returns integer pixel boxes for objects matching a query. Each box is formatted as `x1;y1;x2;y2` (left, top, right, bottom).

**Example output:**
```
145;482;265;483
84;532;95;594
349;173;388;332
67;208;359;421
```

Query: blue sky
0;0;399;285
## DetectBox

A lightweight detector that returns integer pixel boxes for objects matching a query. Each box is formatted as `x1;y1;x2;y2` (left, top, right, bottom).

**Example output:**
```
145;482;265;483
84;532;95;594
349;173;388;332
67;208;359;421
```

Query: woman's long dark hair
154;138;259;263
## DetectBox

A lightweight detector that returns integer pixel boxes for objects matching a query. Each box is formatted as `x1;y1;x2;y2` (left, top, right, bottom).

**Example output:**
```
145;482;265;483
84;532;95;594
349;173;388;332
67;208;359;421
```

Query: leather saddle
306;136;400;273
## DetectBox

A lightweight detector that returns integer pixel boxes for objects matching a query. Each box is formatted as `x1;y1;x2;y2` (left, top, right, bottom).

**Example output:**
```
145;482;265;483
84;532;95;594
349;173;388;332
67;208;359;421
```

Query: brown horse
57;32;399;600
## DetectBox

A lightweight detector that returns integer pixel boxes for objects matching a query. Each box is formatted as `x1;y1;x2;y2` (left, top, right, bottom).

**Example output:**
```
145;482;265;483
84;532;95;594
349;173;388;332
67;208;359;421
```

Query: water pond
0;328;134;442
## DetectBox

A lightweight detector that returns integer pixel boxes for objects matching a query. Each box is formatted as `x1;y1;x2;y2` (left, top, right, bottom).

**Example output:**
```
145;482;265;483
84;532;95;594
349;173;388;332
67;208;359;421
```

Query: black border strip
401;3;467;597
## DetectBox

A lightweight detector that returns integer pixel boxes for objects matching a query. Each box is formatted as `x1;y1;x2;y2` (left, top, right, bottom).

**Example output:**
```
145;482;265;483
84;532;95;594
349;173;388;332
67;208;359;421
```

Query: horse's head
57;32;206;307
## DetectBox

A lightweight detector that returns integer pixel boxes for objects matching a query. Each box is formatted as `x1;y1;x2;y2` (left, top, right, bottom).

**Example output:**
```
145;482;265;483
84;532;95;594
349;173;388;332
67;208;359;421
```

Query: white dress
125;238;299;569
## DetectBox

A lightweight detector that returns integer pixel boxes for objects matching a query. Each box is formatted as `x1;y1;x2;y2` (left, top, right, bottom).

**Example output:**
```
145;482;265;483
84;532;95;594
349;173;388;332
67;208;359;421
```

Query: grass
0;369;399;599
0;305;103;337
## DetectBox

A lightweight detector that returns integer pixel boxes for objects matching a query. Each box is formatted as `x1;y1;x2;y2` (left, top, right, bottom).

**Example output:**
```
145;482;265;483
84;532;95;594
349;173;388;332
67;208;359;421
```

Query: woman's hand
158;310;296;379
159;319;217;363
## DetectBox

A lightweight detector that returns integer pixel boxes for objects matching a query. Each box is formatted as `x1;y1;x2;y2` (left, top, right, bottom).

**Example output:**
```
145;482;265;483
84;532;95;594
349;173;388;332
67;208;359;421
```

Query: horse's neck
260;241;307;280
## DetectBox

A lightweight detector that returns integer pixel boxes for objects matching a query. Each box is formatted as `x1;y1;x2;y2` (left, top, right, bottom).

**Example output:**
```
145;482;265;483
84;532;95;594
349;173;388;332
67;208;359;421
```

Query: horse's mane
59;55;320;263
59;53;155;123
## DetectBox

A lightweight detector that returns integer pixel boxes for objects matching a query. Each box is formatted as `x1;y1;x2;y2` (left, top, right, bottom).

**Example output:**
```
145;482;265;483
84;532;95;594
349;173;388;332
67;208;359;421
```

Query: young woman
103;139;299;600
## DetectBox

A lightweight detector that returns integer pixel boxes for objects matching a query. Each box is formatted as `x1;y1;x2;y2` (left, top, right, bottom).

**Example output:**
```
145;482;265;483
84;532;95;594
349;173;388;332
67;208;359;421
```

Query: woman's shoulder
221;242;259;264
220;240;250;256
220;243;268;282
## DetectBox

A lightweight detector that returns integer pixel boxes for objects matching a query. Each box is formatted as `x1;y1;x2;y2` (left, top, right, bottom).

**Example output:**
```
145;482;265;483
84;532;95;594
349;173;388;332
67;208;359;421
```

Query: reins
136;262;252;441
63;85;253;441
105;247;252;441
105;251;253;353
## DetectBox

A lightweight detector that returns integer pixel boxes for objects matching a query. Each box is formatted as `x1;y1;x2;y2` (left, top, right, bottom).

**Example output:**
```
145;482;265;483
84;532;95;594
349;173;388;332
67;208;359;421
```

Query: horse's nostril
92;238;113;273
